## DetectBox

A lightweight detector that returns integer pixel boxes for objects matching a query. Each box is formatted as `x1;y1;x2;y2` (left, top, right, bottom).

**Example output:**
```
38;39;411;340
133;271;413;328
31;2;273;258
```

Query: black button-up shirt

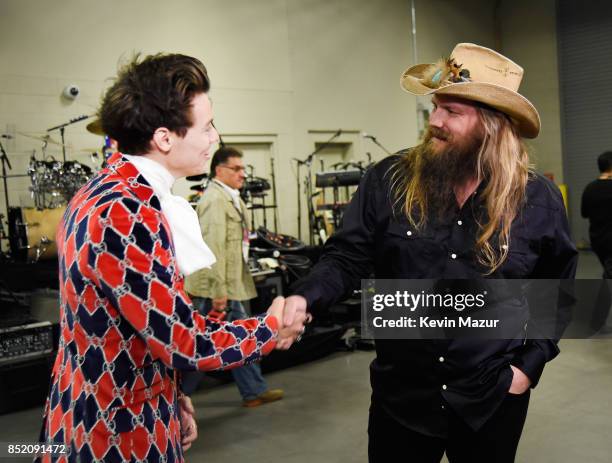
291;153;577;437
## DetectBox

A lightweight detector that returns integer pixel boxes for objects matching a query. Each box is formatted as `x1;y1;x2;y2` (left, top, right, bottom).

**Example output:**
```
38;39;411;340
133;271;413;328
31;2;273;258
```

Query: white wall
1;0;530;246
498;0;564;182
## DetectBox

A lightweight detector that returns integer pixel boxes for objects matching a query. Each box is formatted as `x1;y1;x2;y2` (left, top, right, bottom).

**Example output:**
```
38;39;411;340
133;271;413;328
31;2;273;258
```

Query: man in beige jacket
183;146;284;407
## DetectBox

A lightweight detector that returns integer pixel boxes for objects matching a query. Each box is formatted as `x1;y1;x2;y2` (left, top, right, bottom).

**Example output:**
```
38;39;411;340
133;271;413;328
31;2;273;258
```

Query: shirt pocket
382;221;442;273
503;237;538;277
225;209;244;242
386;220;436;240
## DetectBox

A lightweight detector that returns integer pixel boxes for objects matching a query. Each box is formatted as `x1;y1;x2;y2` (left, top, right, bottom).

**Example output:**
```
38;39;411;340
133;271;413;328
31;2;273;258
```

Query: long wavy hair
391;105;533;273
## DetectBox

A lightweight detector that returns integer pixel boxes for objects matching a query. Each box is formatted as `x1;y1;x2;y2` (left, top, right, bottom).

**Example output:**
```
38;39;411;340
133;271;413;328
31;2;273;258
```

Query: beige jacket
184;180;257;301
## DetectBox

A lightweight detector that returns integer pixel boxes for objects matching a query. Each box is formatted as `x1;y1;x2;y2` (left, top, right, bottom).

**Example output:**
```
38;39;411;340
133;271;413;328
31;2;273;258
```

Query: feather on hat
400;43;540;138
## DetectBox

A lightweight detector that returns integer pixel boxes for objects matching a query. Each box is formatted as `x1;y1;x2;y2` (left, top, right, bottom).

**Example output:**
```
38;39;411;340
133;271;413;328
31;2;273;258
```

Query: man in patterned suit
37;53;307;462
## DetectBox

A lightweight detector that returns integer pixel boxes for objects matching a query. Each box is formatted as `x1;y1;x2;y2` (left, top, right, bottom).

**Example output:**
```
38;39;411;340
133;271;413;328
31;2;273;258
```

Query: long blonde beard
390;107;532;274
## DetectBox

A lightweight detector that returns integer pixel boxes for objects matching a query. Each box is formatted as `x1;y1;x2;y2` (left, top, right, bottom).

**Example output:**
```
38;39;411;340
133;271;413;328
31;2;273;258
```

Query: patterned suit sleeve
86;197;278;372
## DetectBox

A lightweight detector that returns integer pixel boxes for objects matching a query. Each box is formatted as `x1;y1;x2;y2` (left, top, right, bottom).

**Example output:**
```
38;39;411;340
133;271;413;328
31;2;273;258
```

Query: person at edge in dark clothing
581;150;612;334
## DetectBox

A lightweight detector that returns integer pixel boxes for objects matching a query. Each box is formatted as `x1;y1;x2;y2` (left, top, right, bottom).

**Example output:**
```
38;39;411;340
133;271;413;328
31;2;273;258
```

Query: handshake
266;295;311;350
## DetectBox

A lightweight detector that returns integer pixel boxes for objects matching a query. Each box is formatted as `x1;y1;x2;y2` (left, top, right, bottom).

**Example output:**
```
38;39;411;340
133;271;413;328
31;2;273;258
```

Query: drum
28;159;93;208
28;159;64;208
241;177;271;196
60;161;93;201
8;207;66;262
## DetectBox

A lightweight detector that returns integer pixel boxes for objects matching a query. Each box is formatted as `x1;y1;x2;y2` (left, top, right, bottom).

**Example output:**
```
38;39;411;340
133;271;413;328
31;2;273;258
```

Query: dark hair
98;53;210;155
597;151;612;173
210;146;243;178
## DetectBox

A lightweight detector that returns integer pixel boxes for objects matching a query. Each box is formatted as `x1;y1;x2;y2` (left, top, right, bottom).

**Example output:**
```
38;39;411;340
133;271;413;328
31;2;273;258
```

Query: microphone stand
270;157;279;233
0;139;12;254
47;114;91;162
365;135;392;155
293;130;343;245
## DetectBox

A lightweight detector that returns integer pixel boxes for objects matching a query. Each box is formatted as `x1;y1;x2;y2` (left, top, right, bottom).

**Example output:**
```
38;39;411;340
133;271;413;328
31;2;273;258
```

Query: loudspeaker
0;355;54;414
249;272;284;315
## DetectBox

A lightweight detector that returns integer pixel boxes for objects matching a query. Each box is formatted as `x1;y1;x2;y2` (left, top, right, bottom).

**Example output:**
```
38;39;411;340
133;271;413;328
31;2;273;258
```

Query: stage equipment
8;206;65;263
311;161;368;242
0;354;54;414
0;299;55;414
60;160;92;197
241;163;277;231
249;269;284;315
0;321;54;366
186;173;208;182
0;137;12;239
242;177;271;196
278;253;312;282
269;156;279;233
47;114;91;162
255;226;305;252
315;169;362;188
28;158;92;208
362;131;392;155
293;129;343;244
86;119;105;136
16;132;63;146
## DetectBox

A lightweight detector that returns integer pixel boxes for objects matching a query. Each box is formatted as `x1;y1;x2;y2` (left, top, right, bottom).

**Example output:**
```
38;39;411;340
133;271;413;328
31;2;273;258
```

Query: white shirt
213;178;242;211
123;154;216;276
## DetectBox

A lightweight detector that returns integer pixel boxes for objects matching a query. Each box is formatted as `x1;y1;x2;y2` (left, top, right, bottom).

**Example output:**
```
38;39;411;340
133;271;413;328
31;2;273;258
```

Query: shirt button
450;253;457;259
442;384;447;390
406;231;412;236
439;356;445;363
457;220;463;225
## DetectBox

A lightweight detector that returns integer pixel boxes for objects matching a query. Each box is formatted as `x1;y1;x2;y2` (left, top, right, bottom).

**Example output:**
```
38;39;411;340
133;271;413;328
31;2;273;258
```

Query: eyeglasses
219;165;246;173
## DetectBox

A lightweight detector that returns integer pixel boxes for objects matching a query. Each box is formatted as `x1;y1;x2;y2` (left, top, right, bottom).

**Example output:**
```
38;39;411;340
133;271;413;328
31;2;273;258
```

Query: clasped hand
267;295;311;350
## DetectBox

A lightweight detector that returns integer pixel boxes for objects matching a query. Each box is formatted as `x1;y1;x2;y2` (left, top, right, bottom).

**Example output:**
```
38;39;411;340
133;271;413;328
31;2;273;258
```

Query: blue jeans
181;298;268;400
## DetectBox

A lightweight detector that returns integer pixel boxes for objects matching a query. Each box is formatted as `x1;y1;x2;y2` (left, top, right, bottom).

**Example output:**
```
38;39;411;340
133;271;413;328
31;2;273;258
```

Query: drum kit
0;116;108;264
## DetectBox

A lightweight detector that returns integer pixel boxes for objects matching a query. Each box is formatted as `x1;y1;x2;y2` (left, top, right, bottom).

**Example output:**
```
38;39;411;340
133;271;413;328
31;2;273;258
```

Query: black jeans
368;391;530;463
590;249;612;332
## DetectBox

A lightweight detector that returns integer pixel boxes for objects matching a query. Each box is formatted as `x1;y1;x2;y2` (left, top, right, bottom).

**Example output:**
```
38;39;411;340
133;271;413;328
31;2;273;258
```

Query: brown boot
257;389;284;403
242;389;284;407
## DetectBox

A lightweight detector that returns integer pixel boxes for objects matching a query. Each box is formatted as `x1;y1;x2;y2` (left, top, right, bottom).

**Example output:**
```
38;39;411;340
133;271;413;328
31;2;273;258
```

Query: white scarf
123;154;216;276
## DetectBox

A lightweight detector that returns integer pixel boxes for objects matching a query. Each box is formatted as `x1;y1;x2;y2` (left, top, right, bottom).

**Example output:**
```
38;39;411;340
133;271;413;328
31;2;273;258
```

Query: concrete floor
0;251;610;462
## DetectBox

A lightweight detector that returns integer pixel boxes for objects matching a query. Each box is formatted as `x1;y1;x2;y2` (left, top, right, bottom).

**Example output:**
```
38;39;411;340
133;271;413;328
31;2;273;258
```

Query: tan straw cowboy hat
400;43;540;138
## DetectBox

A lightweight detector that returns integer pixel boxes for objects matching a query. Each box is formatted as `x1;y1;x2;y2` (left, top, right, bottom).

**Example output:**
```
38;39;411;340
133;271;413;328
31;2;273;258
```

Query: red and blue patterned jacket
37;153;279;462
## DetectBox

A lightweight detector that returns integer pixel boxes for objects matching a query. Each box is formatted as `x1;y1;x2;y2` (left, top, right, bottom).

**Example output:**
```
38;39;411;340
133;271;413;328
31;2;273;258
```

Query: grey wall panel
557;0;612;245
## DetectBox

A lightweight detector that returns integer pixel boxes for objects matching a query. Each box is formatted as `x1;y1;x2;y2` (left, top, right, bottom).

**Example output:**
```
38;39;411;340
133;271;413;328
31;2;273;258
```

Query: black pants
368;391;530;463
590;249;612;331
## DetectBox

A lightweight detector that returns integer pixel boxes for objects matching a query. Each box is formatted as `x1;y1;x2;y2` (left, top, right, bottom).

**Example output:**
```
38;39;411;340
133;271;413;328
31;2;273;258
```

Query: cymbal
186;173;208;181
86;119;105;136
17;132;63;146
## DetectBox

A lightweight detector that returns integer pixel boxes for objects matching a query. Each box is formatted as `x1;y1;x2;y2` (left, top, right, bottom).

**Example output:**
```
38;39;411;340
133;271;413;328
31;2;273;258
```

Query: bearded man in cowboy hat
281;43;577;462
